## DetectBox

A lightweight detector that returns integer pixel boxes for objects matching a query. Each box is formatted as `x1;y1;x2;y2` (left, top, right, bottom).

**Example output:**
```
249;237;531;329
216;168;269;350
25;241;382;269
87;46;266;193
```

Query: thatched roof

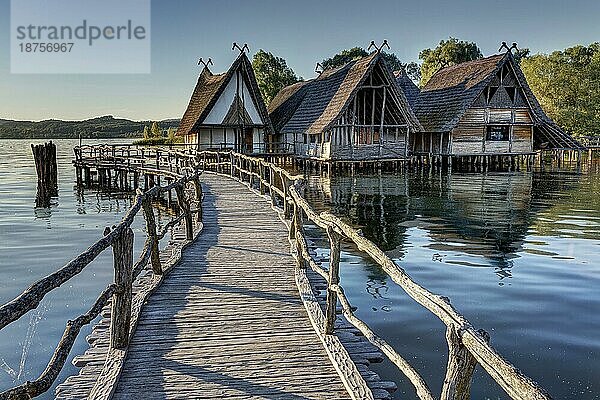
177;54;272;136
414;53;583;149
393;70;420;108
269;52;422;135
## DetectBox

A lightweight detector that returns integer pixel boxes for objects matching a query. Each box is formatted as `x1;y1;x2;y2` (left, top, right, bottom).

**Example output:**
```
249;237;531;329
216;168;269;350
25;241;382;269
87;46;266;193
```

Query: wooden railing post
230;152;234;176
175;185;194;240
193;175;203;221
441;325;488;400
281;172;290;218
268;168;276;206
111;227;134;349
325;226;341;335
294;207;305;270
259;163;265;195
289;203;298;241
141;197;162;275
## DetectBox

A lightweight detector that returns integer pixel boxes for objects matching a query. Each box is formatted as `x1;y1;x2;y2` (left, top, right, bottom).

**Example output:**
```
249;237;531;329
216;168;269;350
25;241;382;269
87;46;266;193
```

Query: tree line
134;121;180;145
0;116;180;140
252;39;600;137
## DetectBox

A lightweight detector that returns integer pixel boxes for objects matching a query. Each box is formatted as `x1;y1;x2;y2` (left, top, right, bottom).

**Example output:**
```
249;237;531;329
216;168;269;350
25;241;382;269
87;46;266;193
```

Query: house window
486;125;510;141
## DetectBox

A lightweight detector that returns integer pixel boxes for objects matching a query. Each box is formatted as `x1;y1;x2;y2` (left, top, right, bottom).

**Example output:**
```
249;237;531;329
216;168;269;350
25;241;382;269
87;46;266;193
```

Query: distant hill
0;116;181;139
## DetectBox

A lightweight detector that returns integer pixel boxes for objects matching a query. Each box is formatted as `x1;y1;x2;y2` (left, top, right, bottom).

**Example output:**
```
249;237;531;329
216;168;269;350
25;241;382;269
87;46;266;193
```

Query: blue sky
1;0;599;121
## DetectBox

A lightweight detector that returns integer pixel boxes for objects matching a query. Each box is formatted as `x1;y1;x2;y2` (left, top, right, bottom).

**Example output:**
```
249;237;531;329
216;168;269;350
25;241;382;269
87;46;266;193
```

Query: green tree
150;121;161;138
252;50;300;105
321;47;368;70
167;127;177;142
513;48;530;64
419;37;483;86
143;125;150;139
321;48;417;83
404;62;421;84
521;43;600;137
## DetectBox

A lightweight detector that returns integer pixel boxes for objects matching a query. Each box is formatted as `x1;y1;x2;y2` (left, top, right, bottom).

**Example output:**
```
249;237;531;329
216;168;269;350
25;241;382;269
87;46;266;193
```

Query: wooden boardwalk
112;173;351;399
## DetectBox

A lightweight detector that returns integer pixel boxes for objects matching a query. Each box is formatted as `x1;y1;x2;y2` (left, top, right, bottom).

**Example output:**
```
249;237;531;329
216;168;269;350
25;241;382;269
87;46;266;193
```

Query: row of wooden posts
259;151;589;177
73;143;597;187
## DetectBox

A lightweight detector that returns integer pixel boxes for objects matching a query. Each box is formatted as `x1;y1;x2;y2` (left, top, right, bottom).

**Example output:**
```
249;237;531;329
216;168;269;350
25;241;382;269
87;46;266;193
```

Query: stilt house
177;54;273;153
268;52;422;161
402;52;583;157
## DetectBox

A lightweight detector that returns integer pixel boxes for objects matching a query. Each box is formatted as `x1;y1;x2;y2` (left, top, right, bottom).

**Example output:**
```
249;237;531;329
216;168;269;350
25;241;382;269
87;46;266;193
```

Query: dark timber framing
269;52;422;165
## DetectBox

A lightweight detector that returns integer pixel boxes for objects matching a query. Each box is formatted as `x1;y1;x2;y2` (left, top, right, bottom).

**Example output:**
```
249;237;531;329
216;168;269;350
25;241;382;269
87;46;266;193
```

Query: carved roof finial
315;62;324;75
232;42;249;54
198;57;213;69
368;40;390;53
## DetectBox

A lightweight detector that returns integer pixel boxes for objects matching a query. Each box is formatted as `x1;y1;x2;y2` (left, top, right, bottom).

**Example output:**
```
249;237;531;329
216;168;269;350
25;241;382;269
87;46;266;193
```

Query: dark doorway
244;128;253;153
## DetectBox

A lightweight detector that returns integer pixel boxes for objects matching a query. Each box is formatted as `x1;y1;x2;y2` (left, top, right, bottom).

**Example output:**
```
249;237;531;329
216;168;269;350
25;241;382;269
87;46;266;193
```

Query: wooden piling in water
31;141;58;207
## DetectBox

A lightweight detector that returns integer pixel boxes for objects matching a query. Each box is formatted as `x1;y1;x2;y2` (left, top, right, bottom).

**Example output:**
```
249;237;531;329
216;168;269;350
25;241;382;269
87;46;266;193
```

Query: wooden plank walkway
111;173;352;399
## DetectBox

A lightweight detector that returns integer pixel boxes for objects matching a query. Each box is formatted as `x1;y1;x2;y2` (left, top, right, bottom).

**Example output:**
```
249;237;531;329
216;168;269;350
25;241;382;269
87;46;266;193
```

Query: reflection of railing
0;149;203;399
200;150;551;400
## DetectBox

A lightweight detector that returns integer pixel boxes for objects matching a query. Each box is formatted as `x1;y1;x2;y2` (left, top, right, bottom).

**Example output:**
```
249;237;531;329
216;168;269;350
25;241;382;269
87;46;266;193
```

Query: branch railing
0;151;203;399
197;149;552;400
74;144;199;177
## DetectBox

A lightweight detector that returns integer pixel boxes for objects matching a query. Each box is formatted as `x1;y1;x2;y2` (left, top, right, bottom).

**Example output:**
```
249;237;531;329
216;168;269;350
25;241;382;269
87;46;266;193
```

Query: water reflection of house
306;172;541;273
269;52;421;161
397;52;584;159
177;54;273;154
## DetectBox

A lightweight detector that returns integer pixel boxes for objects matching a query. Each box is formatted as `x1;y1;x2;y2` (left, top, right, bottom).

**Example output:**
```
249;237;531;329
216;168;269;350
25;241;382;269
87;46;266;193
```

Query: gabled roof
414;54;505;132
414;53;583;149
177;54;272;136
269;52;422;135
393;70;420;108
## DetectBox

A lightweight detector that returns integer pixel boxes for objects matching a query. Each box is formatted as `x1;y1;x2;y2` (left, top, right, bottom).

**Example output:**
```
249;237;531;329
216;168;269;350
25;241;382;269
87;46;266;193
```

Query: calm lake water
0;139;598;399
0;139;176;398
304;168;600;399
